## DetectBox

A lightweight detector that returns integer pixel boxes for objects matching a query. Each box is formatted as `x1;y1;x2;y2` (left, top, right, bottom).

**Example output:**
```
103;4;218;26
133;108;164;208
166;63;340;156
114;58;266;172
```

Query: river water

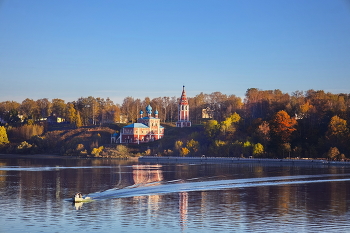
1;156;350;232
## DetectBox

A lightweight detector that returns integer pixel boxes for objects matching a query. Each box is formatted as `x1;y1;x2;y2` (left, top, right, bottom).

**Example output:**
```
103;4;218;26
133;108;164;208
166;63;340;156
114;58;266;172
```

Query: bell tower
176;86;191;127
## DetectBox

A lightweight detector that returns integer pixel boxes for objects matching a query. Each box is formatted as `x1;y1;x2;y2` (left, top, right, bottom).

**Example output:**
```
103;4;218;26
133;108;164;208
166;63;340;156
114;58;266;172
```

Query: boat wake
87;173;350;200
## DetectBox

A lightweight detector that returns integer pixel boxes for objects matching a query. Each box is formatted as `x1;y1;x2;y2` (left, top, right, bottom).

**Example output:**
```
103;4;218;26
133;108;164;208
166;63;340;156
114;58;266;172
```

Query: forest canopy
0;88;350;159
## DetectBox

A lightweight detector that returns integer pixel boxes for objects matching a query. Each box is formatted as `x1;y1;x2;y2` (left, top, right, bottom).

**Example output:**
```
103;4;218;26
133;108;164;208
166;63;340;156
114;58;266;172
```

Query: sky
0;0;350;104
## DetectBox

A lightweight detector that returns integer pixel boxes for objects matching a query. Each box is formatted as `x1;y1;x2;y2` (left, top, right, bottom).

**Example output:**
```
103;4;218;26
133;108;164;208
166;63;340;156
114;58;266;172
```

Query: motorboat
72;193;93;203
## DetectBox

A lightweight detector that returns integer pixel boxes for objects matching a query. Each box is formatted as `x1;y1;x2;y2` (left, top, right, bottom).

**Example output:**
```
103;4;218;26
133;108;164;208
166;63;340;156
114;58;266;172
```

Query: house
176;86;191;127
118;105;164;144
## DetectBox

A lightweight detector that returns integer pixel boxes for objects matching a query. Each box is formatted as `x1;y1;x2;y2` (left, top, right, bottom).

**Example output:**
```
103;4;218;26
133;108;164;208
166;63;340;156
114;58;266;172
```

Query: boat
72;193;93;203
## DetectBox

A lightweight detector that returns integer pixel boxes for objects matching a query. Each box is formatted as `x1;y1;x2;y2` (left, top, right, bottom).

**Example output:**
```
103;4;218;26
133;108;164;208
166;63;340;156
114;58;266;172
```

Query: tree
20;98;39;121
75;111;83;128
256;121;270;147
243;140;253;156
51;99;66;118
186;139;200;156
326;115;348;140
205;120;219;138
180;147;190;157
67;103;77;124
36;98;51;119
270;110;297;143
327;147;340;160
0;126;9;144
253;143;264;157
326;115;349;153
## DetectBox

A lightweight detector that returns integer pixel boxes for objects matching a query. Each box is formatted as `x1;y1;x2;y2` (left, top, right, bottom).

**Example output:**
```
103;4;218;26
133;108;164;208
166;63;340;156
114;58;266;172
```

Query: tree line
1;88;350;159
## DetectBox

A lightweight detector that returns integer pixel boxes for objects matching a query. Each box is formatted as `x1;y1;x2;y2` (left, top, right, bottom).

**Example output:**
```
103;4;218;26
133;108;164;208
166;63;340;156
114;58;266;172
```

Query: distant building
39;114;65;123
202;107;214;119
176;86;191;127
118;105;164;144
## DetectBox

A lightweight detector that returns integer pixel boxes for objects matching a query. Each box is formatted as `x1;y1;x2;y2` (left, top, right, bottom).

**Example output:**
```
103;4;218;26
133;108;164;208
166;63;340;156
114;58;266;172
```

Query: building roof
124;123;149;128
123;122;164;129
179;85;189;105
139;116;158;120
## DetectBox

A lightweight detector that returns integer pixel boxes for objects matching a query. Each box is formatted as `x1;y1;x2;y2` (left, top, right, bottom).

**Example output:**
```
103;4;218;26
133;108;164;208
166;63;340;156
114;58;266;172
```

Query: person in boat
75;193;82;198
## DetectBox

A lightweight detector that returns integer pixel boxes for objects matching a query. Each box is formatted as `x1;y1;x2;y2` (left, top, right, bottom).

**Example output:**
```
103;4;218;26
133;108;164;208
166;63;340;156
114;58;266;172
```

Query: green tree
0;126;9;144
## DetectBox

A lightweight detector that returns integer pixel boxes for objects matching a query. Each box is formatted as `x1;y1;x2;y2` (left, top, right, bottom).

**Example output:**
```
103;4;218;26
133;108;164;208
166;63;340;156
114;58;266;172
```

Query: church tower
176;86;191;127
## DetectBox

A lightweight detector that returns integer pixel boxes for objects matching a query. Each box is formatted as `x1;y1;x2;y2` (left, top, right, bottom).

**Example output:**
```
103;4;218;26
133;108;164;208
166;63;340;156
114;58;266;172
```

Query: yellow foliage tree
0;126;9;144
180;147;190;157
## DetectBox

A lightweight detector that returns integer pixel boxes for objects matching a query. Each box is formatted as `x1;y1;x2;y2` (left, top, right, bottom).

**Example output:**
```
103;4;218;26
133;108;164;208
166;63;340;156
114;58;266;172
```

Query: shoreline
0;154;139;161
1;154;349;166
139;156;350;166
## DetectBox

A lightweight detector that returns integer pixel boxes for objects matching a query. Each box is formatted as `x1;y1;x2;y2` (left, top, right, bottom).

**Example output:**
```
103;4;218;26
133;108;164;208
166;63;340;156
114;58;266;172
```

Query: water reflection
1;158;350;232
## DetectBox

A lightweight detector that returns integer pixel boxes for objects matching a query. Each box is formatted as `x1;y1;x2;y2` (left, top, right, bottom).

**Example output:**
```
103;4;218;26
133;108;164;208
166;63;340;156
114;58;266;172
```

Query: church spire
176;86;191;128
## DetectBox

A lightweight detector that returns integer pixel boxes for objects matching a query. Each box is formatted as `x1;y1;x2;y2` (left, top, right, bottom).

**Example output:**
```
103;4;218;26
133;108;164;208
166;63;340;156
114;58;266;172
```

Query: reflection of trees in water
2;158;350;220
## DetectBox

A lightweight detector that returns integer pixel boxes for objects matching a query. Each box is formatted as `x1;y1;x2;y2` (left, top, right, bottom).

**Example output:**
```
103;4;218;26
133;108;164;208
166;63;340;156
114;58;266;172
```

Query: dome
145;105;152;111
146;105;152;114
154;110;159;115
140;110;144;114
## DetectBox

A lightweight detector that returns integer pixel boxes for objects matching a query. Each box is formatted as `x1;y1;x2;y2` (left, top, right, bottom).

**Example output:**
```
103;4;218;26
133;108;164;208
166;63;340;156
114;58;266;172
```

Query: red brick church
118;105;164;144
114;86;191;144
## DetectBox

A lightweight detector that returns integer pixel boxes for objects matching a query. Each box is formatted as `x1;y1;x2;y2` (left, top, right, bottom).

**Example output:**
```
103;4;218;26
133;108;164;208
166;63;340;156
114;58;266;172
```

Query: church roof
123;123;164;129
139;116;158;120
124;123;149;128
179;85;189;105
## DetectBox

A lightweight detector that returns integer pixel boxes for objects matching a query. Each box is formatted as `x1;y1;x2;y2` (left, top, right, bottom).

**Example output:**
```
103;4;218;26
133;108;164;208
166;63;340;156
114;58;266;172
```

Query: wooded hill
1;88;350;159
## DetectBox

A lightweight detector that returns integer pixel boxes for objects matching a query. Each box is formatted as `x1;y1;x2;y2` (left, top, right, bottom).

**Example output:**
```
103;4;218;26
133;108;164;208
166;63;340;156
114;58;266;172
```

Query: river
1;156;350;232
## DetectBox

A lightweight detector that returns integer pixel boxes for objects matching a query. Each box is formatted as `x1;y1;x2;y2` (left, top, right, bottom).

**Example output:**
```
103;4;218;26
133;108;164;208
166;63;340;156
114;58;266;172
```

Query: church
115;86;191;144
118;105;164;144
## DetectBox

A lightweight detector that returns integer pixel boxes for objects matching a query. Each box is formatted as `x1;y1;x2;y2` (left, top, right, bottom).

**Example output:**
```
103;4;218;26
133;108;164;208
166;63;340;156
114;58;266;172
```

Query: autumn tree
326;115;349;140
75;111;83;128
186;139;200;156
326;115;349;152
327;147;341;160
0;126;9;144
66;103;77;124
205;120;219;138
51;99;66;118
174;140;183;155
121;97;141;123
36;98;51;119
256;121;270;147
270;110;297;144
253;143;264;157
20;98;39;121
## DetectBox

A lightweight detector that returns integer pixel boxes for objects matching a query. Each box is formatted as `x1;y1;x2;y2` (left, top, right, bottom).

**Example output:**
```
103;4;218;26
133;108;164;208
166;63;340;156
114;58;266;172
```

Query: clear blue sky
1;0;350;104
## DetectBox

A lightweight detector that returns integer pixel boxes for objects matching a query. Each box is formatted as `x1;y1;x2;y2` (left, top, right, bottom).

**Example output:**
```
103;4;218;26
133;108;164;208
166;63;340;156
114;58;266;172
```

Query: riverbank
0;153;139;161
2;154;349;166
139;156;350;166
